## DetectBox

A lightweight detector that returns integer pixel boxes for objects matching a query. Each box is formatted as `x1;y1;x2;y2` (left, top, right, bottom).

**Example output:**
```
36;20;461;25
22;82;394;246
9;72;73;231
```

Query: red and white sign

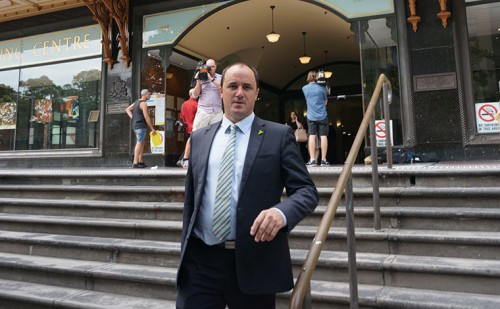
475;102;500;133
375;120;393;147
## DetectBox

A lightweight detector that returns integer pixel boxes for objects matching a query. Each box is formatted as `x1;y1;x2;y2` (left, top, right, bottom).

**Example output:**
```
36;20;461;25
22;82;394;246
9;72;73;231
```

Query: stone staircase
0;164;500;308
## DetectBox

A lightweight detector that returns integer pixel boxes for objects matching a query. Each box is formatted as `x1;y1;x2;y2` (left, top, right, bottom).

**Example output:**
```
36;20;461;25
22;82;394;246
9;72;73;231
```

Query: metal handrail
290;74;392;309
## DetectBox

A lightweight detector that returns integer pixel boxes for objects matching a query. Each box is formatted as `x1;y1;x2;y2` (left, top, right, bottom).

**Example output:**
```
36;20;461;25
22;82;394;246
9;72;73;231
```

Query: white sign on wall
475;102;500;133
375;120;393;147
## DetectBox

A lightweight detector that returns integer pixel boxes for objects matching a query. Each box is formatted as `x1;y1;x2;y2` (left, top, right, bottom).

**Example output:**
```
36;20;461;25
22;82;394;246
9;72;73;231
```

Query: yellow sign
150;131;163;147
150;131;165;154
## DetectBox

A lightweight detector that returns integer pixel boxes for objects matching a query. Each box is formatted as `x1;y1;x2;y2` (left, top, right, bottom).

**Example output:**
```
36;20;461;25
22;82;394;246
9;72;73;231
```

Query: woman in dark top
287;111;303;130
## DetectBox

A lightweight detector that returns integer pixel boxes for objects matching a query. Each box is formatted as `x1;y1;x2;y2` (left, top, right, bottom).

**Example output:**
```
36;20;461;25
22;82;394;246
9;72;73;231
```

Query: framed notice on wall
88;110;100;122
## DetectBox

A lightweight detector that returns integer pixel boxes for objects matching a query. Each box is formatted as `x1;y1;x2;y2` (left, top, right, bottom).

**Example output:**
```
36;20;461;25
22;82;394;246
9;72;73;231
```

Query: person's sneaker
306;160;316;166
137;162;148;168
320;160;330;166
182;160;189;168
176;159;184;167
132;163;140;168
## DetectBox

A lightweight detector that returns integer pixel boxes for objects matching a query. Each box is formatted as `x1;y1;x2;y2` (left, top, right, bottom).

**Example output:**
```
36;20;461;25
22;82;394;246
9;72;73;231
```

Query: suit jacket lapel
239;117;265;195
195;123;220;208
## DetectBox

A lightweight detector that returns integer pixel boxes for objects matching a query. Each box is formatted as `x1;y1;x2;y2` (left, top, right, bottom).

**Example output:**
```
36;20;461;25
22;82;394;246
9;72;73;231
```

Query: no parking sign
475;102;500;133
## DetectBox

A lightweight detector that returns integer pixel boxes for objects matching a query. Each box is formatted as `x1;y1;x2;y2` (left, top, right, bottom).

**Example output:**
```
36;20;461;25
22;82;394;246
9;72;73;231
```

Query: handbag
295;128;308;142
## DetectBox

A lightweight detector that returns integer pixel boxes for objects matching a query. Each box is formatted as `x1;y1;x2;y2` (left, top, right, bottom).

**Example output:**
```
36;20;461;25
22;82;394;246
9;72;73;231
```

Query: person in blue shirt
302;71;329;166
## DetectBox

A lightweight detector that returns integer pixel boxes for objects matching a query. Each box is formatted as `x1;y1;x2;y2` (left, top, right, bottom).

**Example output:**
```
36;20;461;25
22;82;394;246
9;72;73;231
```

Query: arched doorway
136;0;399;165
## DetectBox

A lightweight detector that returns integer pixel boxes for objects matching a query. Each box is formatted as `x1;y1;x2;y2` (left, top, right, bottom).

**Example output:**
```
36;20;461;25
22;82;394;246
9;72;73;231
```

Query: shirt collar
221;113;255;135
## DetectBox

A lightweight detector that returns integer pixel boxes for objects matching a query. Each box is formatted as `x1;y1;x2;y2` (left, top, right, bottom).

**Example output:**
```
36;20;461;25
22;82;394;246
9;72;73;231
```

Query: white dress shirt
193;113;254;245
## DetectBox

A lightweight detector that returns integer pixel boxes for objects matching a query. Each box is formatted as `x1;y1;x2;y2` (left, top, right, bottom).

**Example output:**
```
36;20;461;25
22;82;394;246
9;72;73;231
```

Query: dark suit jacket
178;116;318;295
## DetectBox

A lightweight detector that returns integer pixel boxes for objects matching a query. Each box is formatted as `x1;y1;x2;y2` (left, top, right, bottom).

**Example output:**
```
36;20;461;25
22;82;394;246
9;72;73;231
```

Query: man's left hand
250;208;285;242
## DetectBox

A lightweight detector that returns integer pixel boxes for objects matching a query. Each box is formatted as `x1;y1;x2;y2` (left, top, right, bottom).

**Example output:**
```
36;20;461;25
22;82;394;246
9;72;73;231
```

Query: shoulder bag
295;128;308;142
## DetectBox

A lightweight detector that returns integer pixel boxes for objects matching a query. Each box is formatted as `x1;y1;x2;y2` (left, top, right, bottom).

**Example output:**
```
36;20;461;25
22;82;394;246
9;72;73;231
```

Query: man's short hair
140;89;150;96
220;63;259;88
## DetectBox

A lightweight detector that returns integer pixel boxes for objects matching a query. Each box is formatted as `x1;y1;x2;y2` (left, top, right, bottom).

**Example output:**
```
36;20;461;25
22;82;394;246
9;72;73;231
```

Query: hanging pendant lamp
299;32;311;64
266;6;280;43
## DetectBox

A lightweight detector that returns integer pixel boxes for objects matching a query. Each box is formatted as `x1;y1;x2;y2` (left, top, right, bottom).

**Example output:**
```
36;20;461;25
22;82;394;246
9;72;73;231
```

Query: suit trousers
176;237;276;309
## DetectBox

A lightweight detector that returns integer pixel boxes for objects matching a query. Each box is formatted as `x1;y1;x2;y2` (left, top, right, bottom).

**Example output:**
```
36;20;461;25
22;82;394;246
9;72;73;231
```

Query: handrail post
289;74;390;308
369;113;381;230
345;175;359;308
383;80;393;169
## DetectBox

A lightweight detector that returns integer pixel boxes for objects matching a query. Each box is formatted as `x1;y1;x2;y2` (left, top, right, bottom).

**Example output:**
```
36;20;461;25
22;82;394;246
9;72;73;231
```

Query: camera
198;64;211;81
190;60;211;87
196;60;211;81
316;69;327;86
316;69;331;96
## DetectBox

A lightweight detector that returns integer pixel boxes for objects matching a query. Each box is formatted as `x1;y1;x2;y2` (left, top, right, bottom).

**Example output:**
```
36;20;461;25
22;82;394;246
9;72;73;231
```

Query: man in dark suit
176;63;318;308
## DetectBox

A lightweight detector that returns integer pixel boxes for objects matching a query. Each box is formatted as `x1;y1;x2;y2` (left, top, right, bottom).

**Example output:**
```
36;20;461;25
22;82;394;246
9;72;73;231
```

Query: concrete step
2;229;497;295
317;187;500;208
0;230;180;267
3;164;500;189
291;226;500;259
277;280;500;309
307;164;500;189
291;250;500;295
0;252;177;301
0;197;184;220
2;213;500;259
0;278;176;309
2;244;498;307
0;184;186;203
3;197;500;232
305;205;500;231
4;184;500;208
0;213;181;241
0;168;187;187
0;231;500;294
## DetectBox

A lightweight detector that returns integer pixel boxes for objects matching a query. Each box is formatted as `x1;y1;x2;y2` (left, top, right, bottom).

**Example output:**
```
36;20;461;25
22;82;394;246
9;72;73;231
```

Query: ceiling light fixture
299;32;311;64
266;5;280;43
324;50;332;78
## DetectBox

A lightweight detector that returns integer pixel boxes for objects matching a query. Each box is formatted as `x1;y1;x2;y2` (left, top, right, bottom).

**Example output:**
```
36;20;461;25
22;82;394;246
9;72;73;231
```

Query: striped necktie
212;124;236;240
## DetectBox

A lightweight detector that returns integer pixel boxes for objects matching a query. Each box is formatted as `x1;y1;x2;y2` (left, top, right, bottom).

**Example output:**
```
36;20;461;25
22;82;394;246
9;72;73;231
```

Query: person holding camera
176;89;198;168
191;59;223;131
302;71;329;166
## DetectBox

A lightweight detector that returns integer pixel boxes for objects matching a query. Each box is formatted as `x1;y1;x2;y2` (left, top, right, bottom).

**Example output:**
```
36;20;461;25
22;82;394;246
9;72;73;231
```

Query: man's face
206;59;217;73
221;65;259;123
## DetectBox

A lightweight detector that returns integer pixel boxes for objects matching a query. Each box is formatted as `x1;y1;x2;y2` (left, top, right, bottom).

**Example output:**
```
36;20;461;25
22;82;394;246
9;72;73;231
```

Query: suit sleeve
180;137;195;244
274;125;318;232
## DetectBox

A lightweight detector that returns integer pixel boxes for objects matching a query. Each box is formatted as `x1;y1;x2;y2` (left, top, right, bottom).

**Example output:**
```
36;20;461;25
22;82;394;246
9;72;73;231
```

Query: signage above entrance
0;25;102;70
